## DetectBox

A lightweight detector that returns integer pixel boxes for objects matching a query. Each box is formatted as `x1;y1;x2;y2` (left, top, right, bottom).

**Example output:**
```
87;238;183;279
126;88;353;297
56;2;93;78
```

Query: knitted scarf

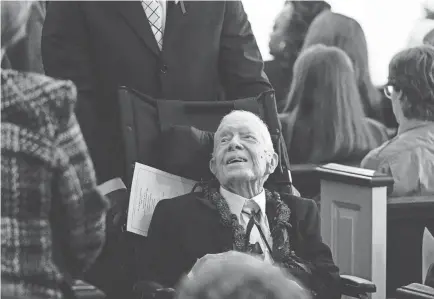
203;184;311;274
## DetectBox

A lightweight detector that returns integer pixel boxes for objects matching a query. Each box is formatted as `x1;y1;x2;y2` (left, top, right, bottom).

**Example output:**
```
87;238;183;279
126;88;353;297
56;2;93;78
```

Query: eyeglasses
383;84;395;99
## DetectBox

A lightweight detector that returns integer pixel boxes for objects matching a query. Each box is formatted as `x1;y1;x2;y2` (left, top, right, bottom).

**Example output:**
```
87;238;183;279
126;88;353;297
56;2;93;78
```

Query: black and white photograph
1;0;434;299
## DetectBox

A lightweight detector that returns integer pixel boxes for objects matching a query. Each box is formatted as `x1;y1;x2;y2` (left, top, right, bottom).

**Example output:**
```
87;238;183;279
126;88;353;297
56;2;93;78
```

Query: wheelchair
84;87;377;299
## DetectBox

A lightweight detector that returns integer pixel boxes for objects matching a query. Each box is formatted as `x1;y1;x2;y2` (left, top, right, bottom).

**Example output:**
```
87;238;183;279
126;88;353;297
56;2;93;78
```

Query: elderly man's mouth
226;157;248;165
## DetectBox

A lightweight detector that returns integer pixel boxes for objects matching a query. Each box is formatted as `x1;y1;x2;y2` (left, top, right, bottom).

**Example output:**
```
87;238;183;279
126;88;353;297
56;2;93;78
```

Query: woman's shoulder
1;69;76;106
1;70;77;114
364;117;392;143
1;69;77;137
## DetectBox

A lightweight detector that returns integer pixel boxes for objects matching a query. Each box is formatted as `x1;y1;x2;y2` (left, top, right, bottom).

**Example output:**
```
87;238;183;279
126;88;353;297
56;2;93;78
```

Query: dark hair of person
274;1;331;67
388;45;434;121
270;0;331;70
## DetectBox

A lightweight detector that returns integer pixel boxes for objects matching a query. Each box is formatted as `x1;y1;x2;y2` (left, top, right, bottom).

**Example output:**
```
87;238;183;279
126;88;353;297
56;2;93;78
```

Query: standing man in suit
143;111;341;299
42;1;272;184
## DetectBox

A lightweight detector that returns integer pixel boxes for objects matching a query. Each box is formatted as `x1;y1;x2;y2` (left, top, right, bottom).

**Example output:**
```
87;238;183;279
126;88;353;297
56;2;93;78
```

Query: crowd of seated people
2;0;434;299
267;1;434;199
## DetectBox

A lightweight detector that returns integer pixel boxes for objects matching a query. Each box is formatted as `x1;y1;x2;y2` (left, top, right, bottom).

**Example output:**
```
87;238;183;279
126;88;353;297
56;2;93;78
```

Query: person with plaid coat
1;3;109;296
1;67;109;298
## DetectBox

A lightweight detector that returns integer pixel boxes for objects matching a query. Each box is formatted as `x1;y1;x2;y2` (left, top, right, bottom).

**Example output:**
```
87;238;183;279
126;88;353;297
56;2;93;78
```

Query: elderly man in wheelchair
134;110;372;299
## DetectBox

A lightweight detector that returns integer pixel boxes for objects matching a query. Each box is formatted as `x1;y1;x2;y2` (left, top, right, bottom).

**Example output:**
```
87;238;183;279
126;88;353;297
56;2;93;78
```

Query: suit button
161;65;168;74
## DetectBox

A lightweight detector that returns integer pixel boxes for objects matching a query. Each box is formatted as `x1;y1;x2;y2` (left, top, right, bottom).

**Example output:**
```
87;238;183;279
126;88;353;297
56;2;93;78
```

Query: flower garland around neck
203;183;307;271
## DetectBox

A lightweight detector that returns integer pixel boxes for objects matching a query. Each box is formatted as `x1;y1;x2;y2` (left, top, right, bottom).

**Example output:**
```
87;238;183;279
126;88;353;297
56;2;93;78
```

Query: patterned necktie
242;201;264;256
142;0;164;50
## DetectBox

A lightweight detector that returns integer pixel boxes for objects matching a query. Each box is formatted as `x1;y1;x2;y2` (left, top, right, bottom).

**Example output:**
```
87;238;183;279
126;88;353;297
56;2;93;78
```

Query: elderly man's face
210;114;278;187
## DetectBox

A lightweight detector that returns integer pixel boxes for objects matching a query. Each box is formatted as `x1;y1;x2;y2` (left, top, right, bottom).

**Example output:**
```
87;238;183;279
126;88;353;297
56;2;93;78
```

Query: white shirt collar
219;186;266;218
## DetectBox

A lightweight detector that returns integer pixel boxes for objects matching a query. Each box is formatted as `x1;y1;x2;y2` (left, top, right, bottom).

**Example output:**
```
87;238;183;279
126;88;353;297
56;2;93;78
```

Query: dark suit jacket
41;1;272;183
144;191;341;298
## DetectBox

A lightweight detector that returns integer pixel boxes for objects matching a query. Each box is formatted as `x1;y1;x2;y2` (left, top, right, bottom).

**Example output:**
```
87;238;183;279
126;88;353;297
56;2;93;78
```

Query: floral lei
202;183;310;273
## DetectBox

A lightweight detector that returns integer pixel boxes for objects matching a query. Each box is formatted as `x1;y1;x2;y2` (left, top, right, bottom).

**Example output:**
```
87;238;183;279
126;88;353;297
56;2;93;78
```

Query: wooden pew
291;161;362;200
317;163;393;299
316;163;434;298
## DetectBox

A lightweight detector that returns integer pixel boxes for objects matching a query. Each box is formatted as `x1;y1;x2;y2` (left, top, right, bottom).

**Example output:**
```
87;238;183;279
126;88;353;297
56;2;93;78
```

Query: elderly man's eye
220;137;229;143
243;135;256;141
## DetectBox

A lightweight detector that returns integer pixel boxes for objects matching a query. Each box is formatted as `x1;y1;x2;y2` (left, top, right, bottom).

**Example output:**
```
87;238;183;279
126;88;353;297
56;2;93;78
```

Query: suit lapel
195;195;234;252
266;200;277;229
115;1;160;57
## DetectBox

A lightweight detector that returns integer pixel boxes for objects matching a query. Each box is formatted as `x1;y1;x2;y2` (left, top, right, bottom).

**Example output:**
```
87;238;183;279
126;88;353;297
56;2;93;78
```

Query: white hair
215;110;275;153
176;251;310;299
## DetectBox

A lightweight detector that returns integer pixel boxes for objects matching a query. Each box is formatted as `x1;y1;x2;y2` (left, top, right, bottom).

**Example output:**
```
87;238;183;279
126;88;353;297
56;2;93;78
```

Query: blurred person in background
265;1;331;112
280;45;389;165
302;11;391;127
407;1;434;47
361;45;434;197
176;251;310;299
0;1;46;74
1;1;109;298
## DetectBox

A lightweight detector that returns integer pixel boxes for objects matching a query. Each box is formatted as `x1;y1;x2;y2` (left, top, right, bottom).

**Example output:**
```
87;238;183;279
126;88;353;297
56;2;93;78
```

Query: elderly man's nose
228;137;243;150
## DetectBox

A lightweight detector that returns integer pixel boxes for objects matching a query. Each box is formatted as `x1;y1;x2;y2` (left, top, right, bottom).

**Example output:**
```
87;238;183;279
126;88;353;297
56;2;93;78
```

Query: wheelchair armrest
340;274;376;297
72;280;106;299
133;280;176;299
396;283;434;299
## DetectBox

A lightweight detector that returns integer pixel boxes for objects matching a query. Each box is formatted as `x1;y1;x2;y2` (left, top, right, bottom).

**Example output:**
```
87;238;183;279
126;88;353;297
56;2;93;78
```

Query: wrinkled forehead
216;113;264;135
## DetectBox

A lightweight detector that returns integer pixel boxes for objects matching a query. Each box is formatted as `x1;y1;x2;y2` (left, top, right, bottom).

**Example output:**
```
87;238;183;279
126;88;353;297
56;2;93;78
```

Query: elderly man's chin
223;167;257;183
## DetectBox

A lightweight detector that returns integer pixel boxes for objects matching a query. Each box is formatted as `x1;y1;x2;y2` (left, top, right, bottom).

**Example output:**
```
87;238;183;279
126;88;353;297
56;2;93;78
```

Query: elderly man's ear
266;152;279;175
209;157;217;177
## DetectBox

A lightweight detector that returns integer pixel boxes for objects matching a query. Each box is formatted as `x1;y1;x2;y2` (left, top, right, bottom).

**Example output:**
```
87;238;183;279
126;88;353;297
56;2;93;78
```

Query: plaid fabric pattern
1;69;109;299
142;0;164;50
